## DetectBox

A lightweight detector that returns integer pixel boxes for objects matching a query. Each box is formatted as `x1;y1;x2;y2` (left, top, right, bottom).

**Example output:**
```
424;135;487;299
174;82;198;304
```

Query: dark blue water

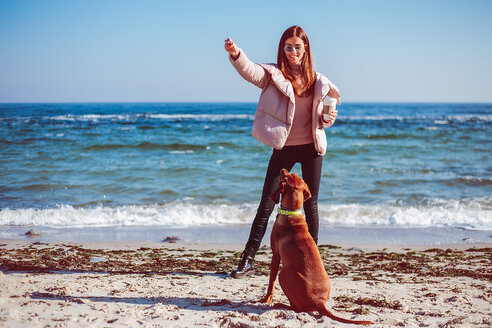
1;103;491;230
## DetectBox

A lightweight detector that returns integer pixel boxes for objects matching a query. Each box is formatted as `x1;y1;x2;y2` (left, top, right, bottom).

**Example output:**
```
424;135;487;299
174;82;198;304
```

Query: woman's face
284;36;305;66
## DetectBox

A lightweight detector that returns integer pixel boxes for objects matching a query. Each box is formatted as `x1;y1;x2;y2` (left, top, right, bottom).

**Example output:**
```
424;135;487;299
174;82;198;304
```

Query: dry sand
0;240;490;327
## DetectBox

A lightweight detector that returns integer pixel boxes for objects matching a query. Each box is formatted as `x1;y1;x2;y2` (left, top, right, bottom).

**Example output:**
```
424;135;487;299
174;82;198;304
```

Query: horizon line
1;101;491;105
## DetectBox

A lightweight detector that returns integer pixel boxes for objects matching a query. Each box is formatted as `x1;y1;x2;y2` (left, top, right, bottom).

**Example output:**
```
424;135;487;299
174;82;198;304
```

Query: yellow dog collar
278;207;303;216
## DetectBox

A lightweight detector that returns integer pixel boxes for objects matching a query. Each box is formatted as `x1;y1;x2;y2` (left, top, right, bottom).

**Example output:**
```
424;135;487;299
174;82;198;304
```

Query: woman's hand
224;38;239;57
321;109;338;127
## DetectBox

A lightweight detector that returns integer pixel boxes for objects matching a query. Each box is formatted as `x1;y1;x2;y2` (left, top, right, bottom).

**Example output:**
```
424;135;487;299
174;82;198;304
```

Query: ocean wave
2;113;490;125
318;199;492;230
365;134;401;140
45;113;255;122
146;114;254;121
49;114;131;121
1;198;490;230
0;113;255;122
0;202;256;228
452;177;492;187
343;114;492;122
84;142;208;152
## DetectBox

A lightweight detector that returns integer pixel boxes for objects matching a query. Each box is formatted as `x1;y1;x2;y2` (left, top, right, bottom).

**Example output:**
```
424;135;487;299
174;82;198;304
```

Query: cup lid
323;96;337;105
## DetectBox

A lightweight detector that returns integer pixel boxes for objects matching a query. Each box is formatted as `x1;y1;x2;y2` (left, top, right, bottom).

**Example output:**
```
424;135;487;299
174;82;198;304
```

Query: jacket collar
258;64;295;101
314;72;332;100
259;64;330;101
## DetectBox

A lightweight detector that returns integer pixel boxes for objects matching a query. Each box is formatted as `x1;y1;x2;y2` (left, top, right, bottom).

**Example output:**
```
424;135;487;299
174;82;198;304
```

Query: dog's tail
319;305;374;325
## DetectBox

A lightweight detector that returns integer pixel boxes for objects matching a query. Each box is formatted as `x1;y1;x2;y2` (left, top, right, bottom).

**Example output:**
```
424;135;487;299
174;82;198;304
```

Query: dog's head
271;169;311;207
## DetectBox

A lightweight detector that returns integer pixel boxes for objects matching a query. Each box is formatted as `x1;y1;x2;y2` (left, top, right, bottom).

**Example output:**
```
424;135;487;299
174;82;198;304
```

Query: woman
224;25;341;277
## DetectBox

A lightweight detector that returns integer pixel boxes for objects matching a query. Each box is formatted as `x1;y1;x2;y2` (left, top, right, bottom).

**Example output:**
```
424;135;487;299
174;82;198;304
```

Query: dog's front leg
259;253;280;303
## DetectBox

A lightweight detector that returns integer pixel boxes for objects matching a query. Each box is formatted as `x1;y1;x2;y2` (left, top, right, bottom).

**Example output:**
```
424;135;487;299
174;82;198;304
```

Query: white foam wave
46;114;254;122
49;114;131;121
318;199;492;230
0;202;257;228
344;114;492;122
146;114;254;121
1;199;490;230
2;113;490;123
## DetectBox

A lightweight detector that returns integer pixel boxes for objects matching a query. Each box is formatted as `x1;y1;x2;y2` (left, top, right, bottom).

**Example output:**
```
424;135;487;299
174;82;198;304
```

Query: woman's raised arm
224;37;268;89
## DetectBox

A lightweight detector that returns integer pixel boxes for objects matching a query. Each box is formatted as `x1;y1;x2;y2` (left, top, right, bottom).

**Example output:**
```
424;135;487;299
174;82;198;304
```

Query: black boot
230;248;256;278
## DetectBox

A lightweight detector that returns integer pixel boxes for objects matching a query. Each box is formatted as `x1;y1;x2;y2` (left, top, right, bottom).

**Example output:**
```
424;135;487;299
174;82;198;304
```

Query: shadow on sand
30;291;273;314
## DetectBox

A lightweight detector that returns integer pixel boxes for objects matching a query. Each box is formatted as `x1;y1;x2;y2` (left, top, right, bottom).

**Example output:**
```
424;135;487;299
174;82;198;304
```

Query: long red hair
277;25;316;97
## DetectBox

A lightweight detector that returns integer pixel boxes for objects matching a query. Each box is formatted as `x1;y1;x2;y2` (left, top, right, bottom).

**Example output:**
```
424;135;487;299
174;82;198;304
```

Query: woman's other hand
224;38;240;57
321;109;338;127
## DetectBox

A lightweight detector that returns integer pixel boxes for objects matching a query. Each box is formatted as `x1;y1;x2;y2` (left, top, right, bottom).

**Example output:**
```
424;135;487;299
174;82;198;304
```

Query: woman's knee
303;197;318;215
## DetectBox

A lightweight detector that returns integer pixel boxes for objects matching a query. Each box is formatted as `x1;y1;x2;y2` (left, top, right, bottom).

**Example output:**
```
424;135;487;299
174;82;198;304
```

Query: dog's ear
290;173;300;184
271;185;283;204
303;183;312;202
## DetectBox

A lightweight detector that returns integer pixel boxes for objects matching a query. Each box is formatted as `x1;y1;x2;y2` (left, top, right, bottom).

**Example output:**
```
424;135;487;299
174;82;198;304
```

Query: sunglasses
284;45;304;53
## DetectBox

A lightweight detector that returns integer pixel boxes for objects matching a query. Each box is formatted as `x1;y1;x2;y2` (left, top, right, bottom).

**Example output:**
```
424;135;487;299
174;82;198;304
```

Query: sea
1;102;491;245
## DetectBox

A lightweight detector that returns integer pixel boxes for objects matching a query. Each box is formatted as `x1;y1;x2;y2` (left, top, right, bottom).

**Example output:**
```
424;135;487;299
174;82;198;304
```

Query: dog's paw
259;294;273;304
273;302;290;310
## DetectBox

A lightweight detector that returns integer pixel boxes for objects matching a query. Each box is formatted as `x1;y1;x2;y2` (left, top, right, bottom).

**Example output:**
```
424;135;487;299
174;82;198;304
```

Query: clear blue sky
1;0;491;103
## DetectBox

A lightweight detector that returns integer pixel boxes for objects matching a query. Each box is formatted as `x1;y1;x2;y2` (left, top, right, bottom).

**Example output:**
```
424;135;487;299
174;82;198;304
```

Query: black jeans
245;143;322;253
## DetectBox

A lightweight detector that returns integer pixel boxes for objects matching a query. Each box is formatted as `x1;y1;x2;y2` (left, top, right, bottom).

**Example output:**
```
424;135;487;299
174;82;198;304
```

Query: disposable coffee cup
323;97;337;121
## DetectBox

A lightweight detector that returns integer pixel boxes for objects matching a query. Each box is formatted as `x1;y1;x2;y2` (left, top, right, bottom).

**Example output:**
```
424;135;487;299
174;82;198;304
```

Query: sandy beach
0;240;490;328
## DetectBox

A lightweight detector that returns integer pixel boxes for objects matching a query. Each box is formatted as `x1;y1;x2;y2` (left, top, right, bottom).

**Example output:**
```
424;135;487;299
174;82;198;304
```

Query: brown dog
260;169;373;325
